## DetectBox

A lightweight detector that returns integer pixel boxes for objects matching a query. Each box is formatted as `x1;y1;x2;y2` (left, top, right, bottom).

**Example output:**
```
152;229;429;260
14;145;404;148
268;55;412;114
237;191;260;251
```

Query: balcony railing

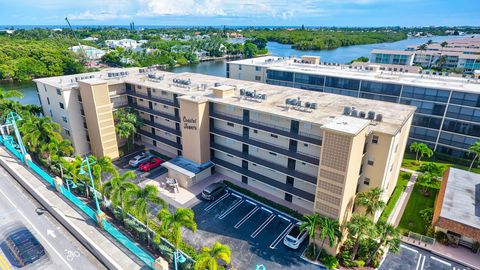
142;119;181;136
130;104;180;122
137;129;182;150
126;90;178;107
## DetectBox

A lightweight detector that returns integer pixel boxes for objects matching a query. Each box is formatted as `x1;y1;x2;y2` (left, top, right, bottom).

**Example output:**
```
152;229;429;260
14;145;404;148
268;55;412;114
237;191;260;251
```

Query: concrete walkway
0;146;146;270
387;172;418;226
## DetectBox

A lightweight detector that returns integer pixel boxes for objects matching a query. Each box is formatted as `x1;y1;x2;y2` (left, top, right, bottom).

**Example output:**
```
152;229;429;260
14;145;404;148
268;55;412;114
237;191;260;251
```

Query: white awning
161;161;196;178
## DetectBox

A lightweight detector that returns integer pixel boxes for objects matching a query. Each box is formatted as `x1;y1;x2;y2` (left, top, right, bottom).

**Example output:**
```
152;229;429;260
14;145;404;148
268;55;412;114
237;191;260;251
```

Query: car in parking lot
128;151;153;167
0;226;47;268
139;157;163;172
201;182;226;201
283;222;308;249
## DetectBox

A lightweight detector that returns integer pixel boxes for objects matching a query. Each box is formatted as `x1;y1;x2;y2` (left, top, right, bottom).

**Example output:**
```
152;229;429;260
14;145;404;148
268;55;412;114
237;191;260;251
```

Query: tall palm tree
102;170;137;221
194;242;231;270
355;187;386;217
125;184;166;245
346;214;375;261
316;217;342;259
468;140;480;171
114;108;142;150
156;208;197;249
300;213;321;257
419;143;433;162
40;137;74;165
20;116;62;154
366;220;400;265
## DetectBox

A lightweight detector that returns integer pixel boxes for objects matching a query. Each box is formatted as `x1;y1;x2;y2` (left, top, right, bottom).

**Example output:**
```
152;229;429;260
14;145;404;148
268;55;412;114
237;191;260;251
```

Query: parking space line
219;200;243;220
234;207;258;229
245;199;256;205
230;193;242;199
400;244;419;253
204;193;230;211
251;214;275;238
261;207;272;214
416;255;423;270
420;255;426;270
430;256;451;266
269;223;294;249
277;215;290;222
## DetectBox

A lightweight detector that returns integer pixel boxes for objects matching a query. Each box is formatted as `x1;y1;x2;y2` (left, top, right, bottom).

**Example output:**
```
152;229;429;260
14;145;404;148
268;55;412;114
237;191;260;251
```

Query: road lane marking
251;214;275;238
0;186;74;270
204;193;229;211
234;207;258;229
0;254;10;270
400;244;419;253
219;199;243;220
430;256;451;266
269;222;294;249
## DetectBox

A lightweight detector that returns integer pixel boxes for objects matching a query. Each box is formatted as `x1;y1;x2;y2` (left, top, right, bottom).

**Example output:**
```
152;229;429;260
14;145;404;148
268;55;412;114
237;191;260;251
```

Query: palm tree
156;208;197;249
102;170;137;222
346;214;375;261
114;108;142;150
409;142;433;164
468;140;480;171
125;184;166;245
300;213;321;257
355;187;386;217
39;137;74;165
0;87;22;102
419;144;433;162
194;242;231;270
20;116;62;154
366;220;400;265
316;217;342;259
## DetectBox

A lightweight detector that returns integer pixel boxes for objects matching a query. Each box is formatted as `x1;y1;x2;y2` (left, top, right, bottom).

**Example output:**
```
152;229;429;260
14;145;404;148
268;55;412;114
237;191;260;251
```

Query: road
0;165;106;270
380;243;472;270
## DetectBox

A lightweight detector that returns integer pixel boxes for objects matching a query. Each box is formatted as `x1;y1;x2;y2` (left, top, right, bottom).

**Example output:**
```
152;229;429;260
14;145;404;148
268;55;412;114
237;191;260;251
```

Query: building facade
227;56;480;158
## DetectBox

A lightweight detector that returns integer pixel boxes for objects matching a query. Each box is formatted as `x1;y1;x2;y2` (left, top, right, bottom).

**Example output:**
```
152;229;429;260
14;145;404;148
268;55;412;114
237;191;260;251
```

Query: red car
139;157;163;172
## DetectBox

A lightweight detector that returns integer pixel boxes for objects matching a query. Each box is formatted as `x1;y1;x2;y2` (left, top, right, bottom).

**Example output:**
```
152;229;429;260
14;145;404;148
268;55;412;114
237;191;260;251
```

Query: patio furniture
166;177;179;193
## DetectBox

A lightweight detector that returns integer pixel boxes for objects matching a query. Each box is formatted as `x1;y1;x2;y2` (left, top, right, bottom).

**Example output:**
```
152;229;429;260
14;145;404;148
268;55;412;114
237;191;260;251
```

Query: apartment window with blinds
255;76;261;81
363;178;370;185
372;135;379;144
56;88;61;95
227;122;234;127
59;102;64;109
367;158;374;166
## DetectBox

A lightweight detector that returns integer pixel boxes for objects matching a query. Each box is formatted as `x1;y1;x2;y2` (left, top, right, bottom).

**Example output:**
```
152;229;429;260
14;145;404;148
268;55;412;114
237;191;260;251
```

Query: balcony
211;127;320;165
142;119;181;136
210;111;322;145
211;142;317;184
130;104;180;122
126;90;178;107
212;157;315;202
137;129;182;150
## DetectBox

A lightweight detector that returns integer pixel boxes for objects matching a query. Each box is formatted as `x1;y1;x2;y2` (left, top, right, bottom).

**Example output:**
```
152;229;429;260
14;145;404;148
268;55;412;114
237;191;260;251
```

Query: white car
128;151;153;167
283;222;308;249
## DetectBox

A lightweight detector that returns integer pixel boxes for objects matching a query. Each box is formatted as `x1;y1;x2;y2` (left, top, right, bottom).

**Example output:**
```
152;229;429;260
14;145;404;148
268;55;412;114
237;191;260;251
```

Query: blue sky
0;0;478;26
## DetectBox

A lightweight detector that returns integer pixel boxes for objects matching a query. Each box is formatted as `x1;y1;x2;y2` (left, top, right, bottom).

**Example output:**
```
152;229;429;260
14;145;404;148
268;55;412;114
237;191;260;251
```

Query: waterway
2;35;474;105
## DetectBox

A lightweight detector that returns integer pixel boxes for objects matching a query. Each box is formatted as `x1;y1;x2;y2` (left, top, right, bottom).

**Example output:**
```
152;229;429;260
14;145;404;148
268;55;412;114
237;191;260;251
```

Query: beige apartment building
34;67;415;226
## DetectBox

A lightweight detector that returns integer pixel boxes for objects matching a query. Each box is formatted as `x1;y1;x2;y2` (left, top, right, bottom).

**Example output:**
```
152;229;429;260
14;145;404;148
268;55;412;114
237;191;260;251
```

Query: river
2;35;473;105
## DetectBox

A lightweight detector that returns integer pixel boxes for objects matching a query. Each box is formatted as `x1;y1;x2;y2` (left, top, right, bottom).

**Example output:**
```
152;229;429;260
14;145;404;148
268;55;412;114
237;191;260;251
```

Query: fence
408;231;436;246
0;136;156;269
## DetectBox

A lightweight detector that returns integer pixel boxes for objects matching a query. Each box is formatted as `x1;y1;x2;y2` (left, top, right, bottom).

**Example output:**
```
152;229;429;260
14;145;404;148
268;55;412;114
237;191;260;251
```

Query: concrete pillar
153;257;169;270
54;177;63;193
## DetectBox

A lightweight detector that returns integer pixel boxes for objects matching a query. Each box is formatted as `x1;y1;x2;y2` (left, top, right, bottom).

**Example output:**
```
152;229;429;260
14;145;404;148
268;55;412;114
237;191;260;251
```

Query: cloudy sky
0;0;478;26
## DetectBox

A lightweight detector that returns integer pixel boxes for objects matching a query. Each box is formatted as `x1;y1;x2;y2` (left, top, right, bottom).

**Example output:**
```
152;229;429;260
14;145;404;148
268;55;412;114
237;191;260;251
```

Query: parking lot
183;189;323;270
112;150;167;183
379;244;472;270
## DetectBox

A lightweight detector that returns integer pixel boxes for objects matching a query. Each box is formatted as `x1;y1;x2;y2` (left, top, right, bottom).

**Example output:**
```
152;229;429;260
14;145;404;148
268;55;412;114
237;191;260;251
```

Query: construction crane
65;17;91;66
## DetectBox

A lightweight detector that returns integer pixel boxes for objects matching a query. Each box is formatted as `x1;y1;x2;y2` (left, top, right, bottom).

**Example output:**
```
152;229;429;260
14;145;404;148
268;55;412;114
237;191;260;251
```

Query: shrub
304;243;318;261
472;241;480;253
352;260;365;267
321;255;339;270
435;231;449;245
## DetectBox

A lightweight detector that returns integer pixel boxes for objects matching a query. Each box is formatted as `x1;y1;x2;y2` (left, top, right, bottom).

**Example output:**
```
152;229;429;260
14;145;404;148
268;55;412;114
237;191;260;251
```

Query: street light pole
82;156;102;215
174;250;186;270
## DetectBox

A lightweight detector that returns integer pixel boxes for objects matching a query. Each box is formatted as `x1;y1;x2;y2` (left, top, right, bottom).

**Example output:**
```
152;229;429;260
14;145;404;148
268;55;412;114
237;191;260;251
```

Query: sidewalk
402;236;480;270
0;146;145;270
387;171;418;226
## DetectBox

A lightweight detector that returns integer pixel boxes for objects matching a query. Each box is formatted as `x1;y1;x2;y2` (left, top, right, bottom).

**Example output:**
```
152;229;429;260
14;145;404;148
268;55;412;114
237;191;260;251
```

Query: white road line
204;193;229;211
0;186;74;270
245;199;256;205
234;207;258;229
269;223;294;249
400;244;419;253
277;215;290;222
430;256;452;266
416;255;423;270
251;214;275;238
230;193;242;199
261;207;272;214
219;200;243;220
420;255;426;270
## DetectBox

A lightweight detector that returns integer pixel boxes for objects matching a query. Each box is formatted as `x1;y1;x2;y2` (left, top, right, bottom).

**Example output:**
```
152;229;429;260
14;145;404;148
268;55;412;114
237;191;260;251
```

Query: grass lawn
402;153;480;174
398;184;438;235
379;171;411;221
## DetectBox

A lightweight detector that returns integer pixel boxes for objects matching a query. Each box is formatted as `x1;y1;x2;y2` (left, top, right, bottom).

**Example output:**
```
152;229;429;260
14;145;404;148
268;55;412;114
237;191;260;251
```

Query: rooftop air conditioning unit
367;111;375;120
343;106;351;115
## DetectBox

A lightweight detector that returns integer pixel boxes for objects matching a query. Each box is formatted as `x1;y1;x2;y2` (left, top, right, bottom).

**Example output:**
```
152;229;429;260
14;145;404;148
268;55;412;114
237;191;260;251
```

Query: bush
321;255;339;270
352;260;365;267
304;243;319;260
435;231;449;245
472;241;480;253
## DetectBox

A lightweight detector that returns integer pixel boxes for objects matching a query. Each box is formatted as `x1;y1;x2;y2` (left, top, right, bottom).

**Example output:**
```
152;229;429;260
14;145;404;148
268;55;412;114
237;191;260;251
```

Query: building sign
182;116;197;130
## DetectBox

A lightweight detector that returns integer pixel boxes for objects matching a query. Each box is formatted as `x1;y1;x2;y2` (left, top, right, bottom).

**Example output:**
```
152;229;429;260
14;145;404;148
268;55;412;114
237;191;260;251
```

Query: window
49;109;53;117
56;88;61;95
253;129;258;134
269;152;277;156
238;65;242;70
226;105;235;112
367;158;374;166
372;135;379;144
47;97;50;105
363;178;370;185
161;90;167;96
284;193;292;202
78;95;82;102
303;143;308;147
255;66;261;71
227;122;234;127
303;123;312;130
270;115;280;122
163;105;168;109
64;128;70;136
44;85;47;92
270;134;278;138
286;176;294;186
61;116;68;123
390;164;394;172
255;76;261;81
137;85;142;89
59;102;64;109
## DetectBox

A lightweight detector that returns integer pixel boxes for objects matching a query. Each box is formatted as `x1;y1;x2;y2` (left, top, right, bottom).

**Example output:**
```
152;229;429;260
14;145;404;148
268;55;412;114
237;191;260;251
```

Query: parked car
202;182;226;201
139;157;163;172
283;222;308;249
129;151;153;167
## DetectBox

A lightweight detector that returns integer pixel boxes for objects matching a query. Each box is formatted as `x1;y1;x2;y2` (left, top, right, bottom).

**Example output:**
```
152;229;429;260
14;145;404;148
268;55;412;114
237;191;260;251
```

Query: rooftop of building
229;56;480;93
34;67;416;135
439;167;480;230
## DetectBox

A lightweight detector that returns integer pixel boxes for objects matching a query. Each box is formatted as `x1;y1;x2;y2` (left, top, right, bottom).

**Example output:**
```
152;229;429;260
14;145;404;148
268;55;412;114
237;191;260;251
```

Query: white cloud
68;10;130;21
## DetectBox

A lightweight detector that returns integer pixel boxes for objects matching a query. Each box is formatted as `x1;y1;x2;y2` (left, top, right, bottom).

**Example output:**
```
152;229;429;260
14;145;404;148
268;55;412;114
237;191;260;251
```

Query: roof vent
214;82;222;87
343;106;351;115
351;109;358;117
359;111;366;118
376;114;383;122
367;111;375;120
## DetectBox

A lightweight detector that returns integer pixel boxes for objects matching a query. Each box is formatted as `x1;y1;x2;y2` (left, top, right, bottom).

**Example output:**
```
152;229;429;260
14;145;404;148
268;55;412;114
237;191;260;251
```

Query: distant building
433;167;480;248
371;49;415;65
69;45;105;60
82;37;98;42
105;39;139;50
0;29;15;34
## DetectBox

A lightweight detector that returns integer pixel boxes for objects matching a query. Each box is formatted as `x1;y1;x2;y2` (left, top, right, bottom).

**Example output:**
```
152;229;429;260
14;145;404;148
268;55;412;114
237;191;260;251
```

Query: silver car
283;222;308;249
128;151;153;167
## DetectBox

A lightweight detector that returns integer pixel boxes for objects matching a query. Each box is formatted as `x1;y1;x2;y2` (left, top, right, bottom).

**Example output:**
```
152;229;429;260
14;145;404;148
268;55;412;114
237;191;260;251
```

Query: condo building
227;55;480;158
34;68;414;224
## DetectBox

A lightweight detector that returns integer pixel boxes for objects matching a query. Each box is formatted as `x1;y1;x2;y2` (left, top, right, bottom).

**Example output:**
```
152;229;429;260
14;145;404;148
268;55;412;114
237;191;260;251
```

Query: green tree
354;187;386;217
102;170;137;222
346;214;375;261
125;184;166;245
243;42;258;58
468;140;480;171
317;217;342;258
0;87;23;102
114;108;143;150
157;208;197;248
20;116;62;154
300;213;321;257
366;220;400;265
419;207;434;225
416;172;440;195
409;142;433;164
349;56;369;64
194;242;231;270
418;162;444;177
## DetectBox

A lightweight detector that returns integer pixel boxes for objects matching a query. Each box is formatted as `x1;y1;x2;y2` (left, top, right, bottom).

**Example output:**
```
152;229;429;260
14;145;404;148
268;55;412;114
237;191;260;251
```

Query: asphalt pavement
0;165;106;270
